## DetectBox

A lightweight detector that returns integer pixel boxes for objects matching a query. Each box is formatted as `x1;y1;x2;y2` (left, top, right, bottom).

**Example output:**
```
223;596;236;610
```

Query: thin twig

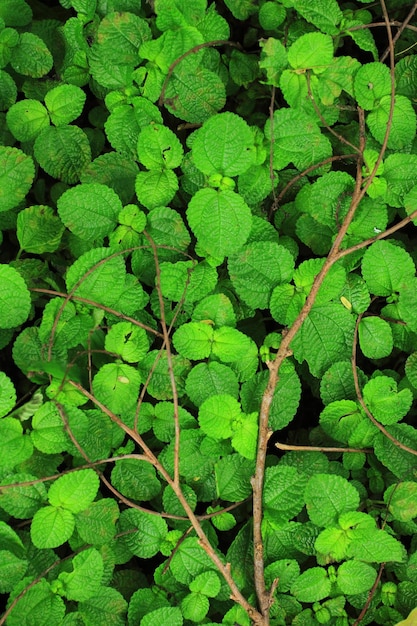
380;2;417;62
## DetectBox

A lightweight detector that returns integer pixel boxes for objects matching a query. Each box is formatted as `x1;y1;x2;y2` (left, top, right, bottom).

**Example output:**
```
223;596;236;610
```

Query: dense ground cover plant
1;0;417;623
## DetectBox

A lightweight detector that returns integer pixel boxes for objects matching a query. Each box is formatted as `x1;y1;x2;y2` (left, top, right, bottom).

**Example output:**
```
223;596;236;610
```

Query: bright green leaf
48;469;99;513
0;146;35;212
31;505;75;548
45;84;86;126
58;548;104;601
305;474;360;527
264;465;307;525
0;265;31;329
6;98;49;141
358;316;393;359
17;205;65;254
288;32;333;73
187;187;252;258
291;567;331;602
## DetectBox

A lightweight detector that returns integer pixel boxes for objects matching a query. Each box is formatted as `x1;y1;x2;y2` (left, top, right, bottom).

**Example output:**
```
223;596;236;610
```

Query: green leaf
6;98;49;141
367;95;417;150
0;550;28;593
264;559;300;593
405;352;417;389
384;482;417;522
0;371;15;417
0;0;32;27
189;570;221;597
34;125;91;184
374;424;417;479
75;498;119;545
0;264;31;329
170;535;214;585
238;164;276;205
291;303;356;378
138;349;190;400
141;607;183;626
181;592;209;622
137;123;183;170
187;187;252;258
228;242;294;309
38;297;93;352
185;361;239;407
315;526;350;562
44;84;86;126
358;316;393;359
0;69;17;110
192;112;255;177
164;59;226;124
31;505;75;548
295;171;355;229
305;474;360;527
192;293;236;327
229;48;259;87
58;183;121;242
173;322;214;360
58;548;104;601
81;154;139;207
105;321;149;363
240;362;301;431
354;62;391;110
319;399;365;445
215;454;254;501
362;240;415;296
93;362;141;416
224;0;257;20
10;32;53;77
135;169;178;209
119;508;167;558
159;260;217;305
336;560;377;594
0;472;47;518
17;205;65;254
66;247;127;308
78;586;127;626
211;326;258;369
292;0;342;35
259;37;288;86
111;458;161;501
291;567;331;602
30;401;68;453
383;153;417;208
5;579;66;626
263;465;307;525
152;402;196;443
288;32;334;73
363;376;412;425
154;0;206;30
198;394;241;439
104;105;141;159
265;107;332;171
343;19;378;61
95;11;151;65
0;146;35;212
48;469;99;513
231;411;258;460
347;527;405;563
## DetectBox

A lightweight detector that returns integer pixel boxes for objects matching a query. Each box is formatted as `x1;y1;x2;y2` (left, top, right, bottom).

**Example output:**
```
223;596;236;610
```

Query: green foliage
0;1;417;625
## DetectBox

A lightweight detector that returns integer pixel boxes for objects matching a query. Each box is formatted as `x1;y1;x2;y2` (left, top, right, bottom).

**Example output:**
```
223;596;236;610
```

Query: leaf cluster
0;1;417;625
